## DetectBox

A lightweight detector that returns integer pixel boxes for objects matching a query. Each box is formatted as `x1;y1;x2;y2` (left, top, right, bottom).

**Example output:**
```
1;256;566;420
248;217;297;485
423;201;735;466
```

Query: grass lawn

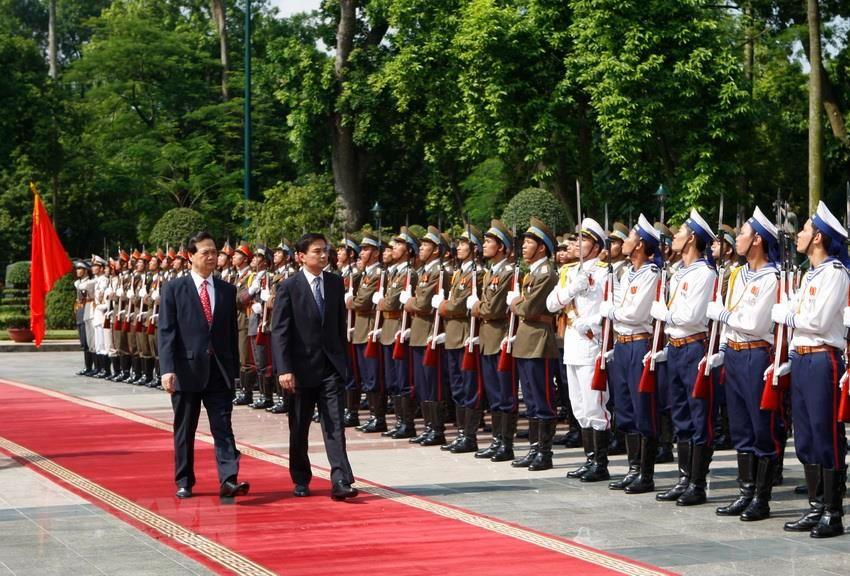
0;329;78;341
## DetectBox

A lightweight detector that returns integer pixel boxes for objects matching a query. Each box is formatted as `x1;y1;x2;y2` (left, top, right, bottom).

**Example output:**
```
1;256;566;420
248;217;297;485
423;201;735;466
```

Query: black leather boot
363;392;388;433
528;419;555;471
677;443;712;506
251;376;275;409
268;389;290;414
511;419;540;467
810;467;845;538
356;391;377;431
143;357;156;387
656;441;692;501
452;408;482;453
626;437;658;494
566;428;595;479
581;429;611;482
491;413;517;462
410;401;432;443
130;356;144;384
383;395;403;437
442;406;466;451
392;396;417;439
343;389;360;427
77;351;93;376
608;428;626;456
90;354;103;378
656;415;675;463
784;464;824;532
117;354;132;381
610;433;642;490
106;356;121;381
233;370;255;405
96;355;110;378
476;412;502;459
420;401;446;446
716;452;756;516
741;457;774;521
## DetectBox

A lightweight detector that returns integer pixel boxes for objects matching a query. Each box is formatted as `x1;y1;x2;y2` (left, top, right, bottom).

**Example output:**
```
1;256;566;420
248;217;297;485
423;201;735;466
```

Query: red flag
29;184;72;347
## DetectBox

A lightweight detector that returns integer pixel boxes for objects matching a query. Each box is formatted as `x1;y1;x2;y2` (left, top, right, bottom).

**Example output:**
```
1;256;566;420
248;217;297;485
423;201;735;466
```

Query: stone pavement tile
0;562;13;575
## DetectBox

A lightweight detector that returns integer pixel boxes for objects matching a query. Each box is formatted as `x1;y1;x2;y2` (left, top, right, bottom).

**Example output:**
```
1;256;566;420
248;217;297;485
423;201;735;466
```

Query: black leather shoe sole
176;487;192;499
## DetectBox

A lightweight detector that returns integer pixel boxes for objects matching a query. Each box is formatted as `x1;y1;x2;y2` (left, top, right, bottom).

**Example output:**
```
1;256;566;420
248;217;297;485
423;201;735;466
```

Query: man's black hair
187;231;216;255
296;233;328;254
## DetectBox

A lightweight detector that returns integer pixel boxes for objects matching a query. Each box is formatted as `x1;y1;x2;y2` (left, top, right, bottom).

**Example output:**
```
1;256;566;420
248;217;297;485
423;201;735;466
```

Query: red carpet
0;379;673;576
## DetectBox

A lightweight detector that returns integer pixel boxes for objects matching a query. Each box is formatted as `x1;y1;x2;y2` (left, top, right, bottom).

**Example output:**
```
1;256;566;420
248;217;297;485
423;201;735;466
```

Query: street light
655;184;668;223
371;201;383;238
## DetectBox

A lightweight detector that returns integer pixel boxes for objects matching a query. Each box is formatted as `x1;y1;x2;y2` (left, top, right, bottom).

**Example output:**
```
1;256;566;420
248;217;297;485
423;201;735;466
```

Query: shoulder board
504;263;514;272
538;265;549;275
566;262;580;269
833;261;845;270
648;263;659;273
597;261;608;268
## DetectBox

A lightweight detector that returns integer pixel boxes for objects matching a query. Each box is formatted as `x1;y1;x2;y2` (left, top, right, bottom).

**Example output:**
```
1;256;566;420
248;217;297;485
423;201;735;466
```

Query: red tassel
255;331;268;346
392;336;406;360
838;386;850;423
497;345;512;372
104;317;111;330
364;338;380;359
638;363;656;394
122;320;130;332
759;370;783;412
590;355;607;391
461;347;477;371
691;359;711;400
423;344;439;367
146;322;156;336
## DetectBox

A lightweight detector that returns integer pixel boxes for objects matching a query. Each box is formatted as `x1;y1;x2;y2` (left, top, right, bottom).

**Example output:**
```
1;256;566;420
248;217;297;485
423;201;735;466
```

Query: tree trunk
211;0;229;100
48;0;57;80
739;1;754;213
807;0;823;214
577;96;593;205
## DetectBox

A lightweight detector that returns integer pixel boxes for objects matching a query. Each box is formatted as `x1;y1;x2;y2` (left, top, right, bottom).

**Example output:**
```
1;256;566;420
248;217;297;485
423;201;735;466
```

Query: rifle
639;235;667;393
146;273;160;335
112;275;124;332
392;262;412;360
591;205;614;391
123;273;135;332
498;226;520;372
255;271;271;346
103;274;113;330
462;259;479;372
134;273;147;333
364;268;385;359
693;213;725;400
423;260;444;367
345;265;355;343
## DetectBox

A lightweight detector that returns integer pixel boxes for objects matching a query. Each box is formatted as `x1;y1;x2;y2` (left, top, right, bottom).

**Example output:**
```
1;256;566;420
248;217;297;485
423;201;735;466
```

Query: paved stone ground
1;351;849;576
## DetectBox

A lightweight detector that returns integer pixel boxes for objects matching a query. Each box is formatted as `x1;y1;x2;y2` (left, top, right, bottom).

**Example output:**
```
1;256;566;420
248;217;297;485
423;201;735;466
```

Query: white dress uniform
93;273;110;355
76;276;97;353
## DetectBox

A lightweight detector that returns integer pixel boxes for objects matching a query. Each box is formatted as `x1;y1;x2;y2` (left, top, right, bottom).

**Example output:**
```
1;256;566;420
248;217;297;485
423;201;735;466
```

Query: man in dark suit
158;231;250;500
271;232;357;501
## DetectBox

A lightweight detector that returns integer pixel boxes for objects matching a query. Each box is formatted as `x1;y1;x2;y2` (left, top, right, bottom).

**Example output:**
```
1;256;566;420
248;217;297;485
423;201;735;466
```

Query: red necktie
200;280;213;326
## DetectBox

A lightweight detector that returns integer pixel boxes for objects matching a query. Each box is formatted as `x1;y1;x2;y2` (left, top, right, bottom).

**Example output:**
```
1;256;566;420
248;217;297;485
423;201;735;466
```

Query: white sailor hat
812;200;848;243
685;209;716;244
91;254;107;266
634;214;660;247
579;217;607;248
748;206;778;243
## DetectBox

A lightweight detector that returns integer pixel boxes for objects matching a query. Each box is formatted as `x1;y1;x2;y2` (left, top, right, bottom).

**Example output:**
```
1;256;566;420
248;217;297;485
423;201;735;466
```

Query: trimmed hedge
0;311;28;329
5;261;30;287
46;273;76;329
148;208;208;249
500;187;570;235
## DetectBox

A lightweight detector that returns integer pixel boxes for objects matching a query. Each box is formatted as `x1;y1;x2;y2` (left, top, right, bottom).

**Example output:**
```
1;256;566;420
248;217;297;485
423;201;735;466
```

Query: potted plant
6;314;34;343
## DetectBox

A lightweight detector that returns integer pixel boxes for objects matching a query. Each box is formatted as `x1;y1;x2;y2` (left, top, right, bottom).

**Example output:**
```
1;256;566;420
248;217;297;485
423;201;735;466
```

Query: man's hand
279;373;297;393
162;373;177;394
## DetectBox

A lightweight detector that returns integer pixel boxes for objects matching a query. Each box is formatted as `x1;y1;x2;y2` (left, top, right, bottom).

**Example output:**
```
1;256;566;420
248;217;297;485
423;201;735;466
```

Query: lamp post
243;0;252;203
370;201;383;238
655;184;668;224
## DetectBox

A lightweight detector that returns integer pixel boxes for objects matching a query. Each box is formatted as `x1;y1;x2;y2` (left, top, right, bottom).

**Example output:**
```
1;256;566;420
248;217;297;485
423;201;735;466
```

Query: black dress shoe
219;478;250;498
176;487;192;499
293;484;310;497
331;480;359;501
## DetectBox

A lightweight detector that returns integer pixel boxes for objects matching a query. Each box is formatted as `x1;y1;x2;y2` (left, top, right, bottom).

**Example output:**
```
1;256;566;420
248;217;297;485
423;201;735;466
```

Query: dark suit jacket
158;274;239;392
271;270;349;388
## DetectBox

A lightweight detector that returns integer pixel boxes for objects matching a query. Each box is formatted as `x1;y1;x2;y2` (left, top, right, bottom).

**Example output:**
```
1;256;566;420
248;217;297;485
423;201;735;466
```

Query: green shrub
148;208;208;249
5;261;30;288
500;187;570;235
0;311;29;329
46;273;76;329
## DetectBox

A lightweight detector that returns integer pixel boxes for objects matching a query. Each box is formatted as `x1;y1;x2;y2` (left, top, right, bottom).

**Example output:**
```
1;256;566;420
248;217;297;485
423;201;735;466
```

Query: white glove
766;361;791;378
399;290;412;305
598;300;615;320
368;329;381;340
371;291;384;305
500;335;517;349
706;301;725;322
251;302;262;314
568;271;589;297
427;332;446;346
260;288;271;302
347;327;355;338
395;328;411;342
652;348;668;364
431;294;445;309
650;301;668;322
151;314;158;323
603;348;615;362
104;287;113;298
344;292;354;305
139;285;147;298
151;290;160;302
573;318;593;335
127;289;135;299
506;290;520;306
771;303;790;326
96;303;108;312
116;287;124;298
464;336;480;347
249;284;260;296
843;306;850;328
466;294;480;310
707;351;725;369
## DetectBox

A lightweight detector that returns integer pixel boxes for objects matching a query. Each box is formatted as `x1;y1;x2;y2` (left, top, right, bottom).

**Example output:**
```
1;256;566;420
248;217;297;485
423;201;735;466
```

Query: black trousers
171;364;240;488
289;364;354;486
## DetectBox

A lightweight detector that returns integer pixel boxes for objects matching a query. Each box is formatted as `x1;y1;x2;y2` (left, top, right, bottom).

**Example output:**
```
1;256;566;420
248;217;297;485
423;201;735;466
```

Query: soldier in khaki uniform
233;242;256;405
143;249;165;388
337;237;363;425
113;250;134;381
436;225;484;453
266;239;297;414
132;249;155;386
123;250;145;383
376;227;419;438
469;220;518;461
248;245;274;409
403;226;448;446
506;218;559;471
346;232;385;432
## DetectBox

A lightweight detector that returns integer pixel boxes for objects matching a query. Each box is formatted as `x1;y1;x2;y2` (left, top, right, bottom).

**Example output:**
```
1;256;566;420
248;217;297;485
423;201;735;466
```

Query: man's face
173;258;185;271
522;237;541;261
190;239;218;277
336;246;349;265
300;240;329;270
233;252;246;268
456;240;472;261
483;236;502;260
736;223;756;257
392;241;408;261
671;225;691;254
274;250;285;267
148;258;159;271
797;219;815;254
609;239;623;259
556;247;569;264
92;264;103;276
623;230;639;257
217;252;229;268
382;243;395;265
134;260;145;273
359;245;377;267
419;241;436;262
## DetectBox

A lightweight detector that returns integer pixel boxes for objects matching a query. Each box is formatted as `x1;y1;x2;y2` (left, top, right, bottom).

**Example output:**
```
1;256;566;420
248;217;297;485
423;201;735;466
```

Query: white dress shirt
190;270;215;317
